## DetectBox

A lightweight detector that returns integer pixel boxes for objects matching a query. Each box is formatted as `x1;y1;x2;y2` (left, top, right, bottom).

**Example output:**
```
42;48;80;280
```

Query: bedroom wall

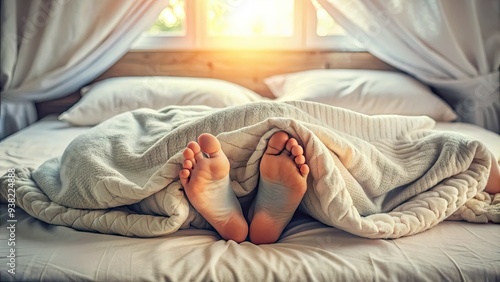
36;50;396;118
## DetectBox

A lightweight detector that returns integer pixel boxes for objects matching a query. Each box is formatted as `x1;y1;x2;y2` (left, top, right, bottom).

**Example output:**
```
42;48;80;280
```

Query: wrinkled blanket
1;101;499;239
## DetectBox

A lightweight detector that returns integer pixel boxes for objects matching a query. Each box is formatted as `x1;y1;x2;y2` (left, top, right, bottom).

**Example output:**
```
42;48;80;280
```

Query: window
207;0;294;37
132;0;363;50
145;0;185;35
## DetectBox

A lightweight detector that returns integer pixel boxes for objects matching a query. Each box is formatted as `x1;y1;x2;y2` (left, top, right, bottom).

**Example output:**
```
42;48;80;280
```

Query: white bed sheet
1;116;499;282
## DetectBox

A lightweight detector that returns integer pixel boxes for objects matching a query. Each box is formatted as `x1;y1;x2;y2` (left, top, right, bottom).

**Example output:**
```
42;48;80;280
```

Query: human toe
290;144;303;157
294;155;305;165
299;164;310;177
266;131;289;155
285;138;299;152
198;133;222;157
183;159;193;169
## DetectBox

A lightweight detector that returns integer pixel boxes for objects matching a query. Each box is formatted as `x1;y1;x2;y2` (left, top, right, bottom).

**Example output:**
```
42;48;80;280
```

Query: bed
1;51;499;282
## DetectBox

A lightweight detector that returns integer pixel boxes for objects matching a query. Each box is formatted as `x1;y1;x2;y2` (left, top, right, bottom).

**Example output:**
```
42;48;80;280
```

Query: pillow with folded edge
59;76;266;126
264;69;458;122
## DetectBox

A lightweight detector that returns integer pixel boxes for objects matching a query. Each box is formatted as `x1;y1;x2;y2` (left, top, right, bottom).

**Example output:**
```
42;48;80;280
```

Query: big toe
266;131;289;155
198;133;222;157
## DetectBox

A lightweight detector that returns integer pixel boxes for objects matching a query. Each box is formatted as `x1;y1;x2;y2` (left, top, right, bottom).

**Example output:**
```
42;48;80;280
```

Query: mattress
1;116;499;282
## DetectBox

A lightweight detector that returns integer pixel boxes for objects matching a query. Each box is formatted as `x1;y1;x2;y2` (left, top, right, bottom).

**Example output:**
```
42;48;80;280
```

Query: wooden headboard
36;50;396;118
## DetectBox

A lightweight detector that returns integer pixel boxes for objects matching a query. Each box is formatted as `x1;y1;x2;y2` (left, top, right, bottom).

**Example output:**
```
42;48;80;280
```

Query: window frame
131;0;364;51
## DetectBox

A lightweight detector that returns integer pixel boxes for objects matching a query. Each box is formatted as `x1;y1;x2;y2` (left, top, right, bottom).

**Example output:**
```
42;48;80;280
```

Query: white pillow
59;76;264;126
264;69;457;122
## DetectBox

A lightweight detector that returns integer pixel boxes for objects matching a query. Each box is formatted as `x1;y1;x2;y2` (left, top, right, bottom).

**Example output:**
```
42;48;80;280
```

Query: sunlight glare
208;0;294;37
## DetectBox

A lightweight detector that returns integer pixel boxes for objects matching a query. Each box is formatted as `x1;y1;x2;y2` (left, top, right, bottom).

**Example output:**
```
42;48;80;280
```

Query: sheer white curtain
317;0;500;133
0;0;167;139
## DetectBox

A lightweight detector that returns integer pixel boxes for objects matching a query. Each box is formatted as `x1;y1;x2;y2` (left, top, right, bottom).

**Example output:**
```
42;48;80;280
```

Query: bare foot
249;131;310;244
485;153;500;194
179;133;248;242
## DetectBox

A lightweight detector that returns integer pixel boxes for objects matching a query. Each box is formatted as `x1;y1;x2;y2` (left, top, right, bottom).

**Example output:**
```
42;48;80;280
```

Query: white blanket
1;101;498;238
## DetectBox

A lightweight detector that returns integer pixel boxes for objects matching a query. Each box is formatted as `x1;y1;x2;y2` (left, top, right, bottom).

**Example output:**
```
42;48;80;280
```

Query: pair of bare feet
179;131;309;244
179;131;500;244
